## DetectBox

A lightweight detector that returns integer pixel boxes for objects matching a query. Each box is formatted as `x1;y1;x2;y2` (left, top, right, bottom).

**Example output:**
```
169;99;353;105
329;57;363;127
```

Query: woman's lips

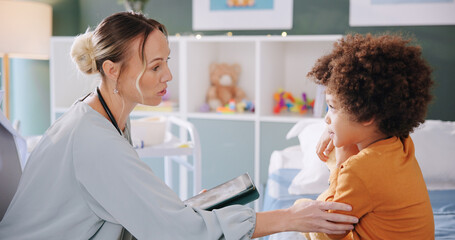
158;89;167;96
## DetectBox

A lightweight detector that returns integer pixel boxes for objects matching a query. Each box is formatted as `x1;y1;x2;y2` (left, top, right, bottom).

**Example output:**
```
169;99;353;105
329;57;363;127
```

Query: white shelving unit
50;35;341;208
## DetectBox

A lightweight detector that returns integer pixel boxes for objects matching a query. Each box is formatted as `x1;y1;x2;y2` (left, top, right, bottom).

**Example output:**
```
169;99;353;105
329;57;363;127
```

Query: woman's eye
152;65;160;71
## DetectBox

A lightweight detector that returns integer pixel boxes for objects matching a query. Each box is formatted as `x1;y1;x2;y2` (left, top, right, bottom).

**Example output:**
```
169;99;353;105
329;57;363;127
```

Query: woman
0;12;357;239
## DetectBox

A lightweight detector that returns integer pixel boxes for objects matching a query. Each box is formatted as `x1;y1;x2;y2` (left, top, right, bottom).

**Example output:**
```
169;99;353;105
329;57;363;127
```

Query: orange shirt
322;137;434;239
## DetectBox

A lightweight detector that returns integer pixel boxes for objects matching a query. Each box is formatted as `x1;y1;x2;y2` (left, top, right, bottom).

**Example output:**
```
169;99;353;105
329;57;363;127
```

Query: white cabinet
50;35;341;208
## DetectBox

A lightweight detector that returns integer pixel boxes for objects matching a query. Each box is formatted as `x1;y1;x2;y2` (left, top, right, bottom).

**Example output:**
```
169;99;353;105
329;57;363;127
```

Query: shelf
187;112;256;121
185;40;256;114
51;35;340;122
130;111;180;118
260;115;323;123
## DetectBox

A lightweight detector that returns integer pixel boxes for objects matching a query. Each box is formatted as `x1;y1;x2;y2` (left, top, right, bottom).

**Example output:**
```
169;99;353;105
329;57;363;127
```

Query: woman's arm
251;201;358;238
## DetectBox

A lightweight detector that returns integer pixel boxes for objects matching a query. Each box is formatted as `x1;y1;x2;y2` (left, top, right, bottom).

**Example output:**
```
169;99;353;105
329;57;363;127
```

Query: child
300;33;435;239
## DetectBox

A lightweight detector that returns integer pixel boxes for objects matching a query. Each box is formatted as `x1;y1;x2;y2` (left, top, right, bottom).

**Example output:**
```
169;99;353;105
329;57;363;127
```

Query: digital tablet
183;173;259;211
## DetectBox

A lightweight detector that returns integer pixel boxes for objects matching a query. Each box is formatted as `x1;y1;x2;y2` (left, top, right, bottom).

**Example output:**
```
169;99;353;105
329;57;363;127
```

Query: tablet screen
184;173;253;210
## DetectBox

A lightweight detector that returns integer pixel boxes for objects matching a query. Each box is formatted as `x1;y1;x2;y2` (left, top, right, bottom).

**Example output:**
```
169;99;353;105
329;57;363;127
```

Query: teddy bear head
210;63;241;87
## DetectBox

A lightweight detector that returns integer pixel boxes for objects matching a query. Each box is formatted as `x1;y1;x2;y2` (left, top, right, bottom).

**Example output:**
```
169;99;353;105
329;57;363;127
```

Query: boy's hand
316;127;335;162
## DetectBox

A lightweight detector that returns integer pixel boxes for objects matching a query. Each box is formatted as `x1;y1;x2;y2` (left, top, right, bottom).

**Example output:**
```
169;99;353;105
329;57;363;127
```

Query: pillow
286;118;324;140
410;120;455;190
268;145;304;175
288;120;330;195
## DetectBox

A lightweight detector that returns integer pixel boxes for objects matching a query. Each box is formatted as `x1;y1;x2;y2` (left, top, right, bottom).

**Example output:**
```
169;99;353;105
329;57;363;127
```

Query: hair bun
71;31;98;74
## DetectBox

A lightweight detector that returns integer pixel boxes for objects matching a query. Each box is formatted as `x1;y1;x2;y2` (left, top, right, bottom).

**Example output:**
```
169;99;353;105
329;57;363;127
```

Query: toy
215;99;255;114
273;89;314;115
216;106;235;114
206;62;247;111
199;103;210;113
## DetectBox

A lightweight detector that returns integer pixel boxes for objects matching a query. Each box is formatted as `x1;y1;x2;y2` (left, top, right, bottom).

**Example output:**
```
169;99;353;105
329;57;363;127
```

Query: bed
261;119;455;240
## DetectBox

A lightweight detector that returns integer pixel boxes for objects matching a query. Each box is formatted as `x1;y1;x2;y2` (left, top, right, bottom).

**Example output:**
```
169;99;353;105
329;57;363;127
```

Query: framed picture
192;0;294;30
350;0;455;26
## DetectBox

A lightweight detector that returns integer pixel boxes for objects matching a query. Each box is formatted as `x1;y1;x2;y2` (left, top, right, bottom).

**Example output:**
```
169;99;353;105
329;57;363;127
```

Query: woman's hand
285;200;358;234
316;127;334;161
252;200;358;238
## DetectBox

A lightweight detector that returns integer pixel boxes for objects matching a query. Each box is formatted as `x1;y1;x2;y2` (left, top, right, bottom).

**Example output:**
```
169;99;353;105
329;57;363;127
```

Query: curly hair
307;33;434;138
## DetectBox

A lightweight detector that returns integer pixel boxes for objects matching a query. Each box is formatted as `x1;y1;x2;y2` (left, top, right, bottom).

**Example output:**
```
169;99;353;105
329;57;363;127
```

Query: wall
1;0;79;136
3;0;454;188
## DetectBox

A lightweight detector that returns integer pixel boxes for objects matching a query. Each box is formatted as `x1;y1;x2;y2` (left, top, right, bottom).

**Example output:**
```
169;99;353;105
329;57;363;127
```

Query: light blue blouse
0;101;255;240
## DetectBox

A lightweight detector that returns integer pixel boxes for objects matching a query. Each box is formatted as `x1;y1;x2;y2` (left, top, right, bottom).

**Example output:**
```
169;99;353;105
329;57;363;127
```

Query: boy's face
324;93;366;149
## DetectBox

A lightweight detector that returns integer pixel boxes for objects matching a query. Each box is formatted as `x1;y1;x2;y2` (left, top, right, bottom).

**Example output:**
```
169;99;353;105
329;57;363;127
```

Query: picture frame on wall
350;0;455;26
192;0;293;31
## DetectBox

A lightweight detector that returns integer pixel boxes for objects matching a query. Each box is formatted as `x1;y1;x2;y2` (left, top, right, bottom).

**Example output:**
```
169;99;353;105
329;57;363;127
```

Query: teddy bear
206;62;247;111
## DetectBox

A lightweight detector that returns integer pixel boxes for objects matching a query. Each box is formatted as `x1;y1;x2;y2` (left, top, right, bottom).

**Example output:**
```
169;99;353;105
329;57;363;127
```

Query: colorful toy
273;89;314;115
216;99;255;114
216;106;235;114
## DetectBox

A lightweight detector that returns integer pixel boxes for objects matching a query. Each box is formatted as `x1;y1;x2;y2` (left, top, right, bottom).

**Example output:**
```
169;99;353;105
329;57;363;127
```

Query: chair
135;116;201;200
0;107;26;221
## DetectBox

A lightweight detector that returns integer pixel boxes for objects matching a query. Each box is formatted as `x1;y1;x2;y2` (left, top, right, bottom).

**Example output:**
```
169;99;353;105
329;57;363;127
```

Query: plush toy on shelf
273;89;315;115
206;62;248;111
215;99;255;114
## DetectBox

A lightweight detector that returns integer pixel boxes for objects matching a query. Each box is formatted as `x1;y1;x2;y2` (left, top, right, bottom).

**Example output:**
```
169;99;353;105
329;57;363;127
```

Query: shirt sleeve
321;161;373;239
72;123;255;240
332;163;373;218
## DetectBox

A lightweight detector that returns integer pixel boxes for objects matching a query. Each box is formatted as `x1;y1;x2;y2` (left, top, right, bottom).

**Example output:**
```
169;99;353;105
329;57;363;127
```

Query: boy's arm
321;148;371;240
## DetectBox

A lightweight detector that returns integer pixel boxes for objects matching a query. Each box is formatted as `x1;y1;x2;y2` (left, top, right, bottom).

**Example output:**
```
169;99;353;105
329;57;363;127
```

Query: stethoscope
96;87;122;136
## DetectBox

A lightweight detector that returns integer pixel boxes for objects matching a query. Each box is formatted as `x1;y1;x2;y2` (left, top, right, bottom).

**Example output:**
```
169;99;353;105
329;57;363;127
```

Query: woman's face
119;30;172;107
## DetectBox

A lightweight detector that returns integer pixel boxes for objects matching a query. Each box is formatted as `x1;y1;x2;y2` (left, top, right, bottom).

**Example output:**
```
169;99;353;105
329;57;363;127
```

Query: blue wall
9;59;50;136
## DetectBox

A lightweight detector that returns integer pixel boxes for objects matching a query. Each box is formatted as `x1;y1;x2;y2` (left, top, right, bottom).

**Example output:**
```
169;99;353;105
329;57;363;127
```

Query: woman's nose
161;65;173;83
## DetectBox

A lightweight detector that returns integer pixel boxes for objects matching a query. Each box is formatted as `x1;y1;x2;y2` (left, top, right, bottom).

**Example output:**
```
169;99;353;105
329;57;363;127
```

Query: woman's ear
102;60;120;81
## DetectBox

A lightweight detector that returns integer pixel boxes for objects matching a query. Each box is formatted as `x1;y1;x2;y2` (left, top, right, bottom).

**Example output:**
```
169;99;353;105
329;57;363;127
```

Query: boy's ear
362;117;375;127
102;60;120;81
